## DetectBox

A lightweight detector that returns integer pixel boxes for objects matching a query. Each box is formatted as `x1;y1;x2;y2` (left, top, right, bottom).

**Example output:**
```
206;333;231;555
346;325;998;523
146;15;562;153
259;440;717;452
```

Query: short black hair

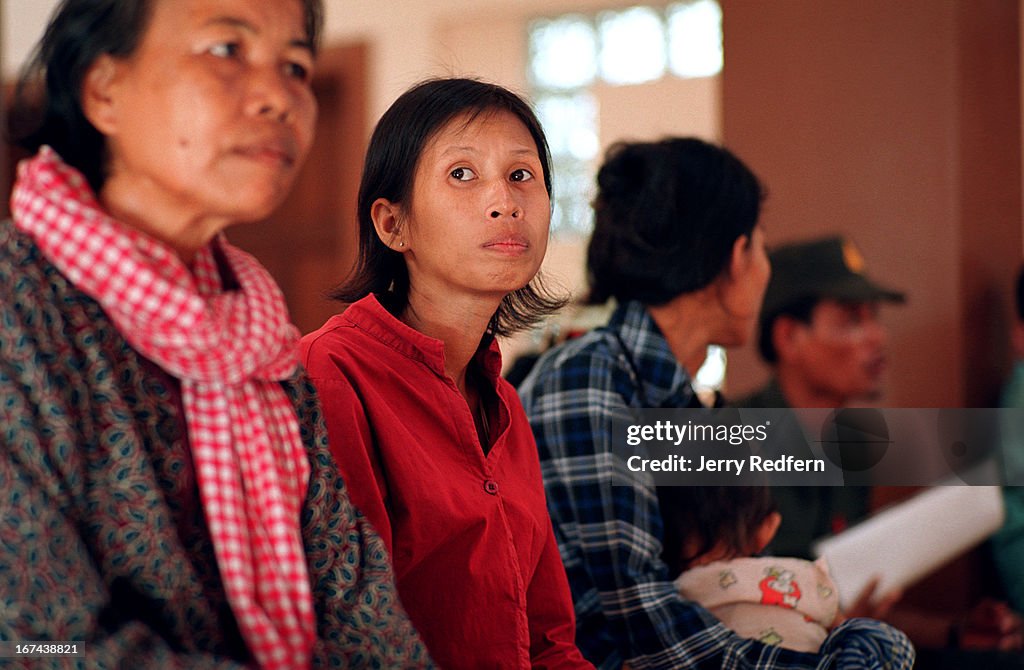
756;295;820;364
8;0;324;194
657;485;777;578
332;77;566;338
586;137;764;306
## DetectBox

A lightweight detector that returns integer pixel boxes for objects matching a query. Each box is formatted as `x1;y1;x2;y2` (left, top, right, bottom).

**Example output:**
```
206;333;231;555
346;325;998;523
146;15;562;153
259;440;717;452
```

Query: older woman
301;78;590;669
517;138;915;669
0;0;428;667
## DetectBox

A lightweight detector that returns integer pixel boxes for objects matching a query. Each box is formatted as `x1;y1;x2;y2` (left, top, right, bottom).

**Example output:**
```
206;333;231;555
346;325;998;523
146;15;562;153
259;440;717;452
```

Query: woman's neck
646;292;717;377
401;287;500;396
100;174;226;264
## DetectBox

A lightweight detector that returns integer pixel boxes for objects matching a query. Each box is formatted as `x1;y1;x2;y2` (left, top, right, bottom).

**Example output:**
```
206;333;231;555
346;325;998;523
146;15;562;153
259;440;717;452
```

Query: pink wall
721;0;1021;407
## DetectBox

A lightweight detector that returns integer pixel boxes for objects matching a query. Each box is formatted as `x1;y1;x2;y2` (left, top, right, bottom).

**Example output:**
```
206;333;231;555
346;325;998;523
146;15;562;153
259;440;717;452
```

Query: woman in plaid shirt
518;137;914;670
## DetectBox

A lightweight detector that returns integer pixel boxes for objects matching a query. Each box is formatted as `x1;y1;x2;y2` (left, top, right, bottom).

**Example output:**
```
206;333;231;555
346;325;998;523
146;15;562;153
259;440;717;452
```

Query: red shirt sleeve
527;520;594;669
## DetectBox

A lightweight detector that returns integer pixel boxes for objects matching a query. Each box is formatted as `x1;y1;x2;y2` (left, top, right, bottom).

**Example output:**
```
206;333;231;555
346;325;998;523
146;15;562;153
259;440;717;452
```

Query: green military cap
761;236;905;320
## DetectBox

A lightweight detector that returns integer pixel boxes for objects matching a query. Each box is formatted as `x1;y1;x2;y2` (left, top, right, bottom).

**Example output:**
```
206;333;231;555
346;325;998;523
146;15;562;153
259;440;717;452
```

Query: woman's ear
752;511;782;554
727;234;751;279
81;54;123;136
370;198;406;251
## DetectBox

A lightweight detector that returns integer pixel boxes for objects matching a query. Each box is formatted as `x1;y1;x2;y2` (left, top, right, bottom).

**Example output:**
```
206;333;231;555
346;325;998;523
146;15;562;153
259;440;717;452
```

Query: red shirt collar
342;294;504;381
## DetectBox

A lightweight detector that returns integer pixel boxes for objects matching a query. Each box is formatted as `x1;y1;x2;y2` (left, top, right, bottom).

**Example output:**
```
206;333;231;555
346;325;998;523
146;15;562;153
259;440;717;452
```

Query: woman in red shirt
301;78;591;669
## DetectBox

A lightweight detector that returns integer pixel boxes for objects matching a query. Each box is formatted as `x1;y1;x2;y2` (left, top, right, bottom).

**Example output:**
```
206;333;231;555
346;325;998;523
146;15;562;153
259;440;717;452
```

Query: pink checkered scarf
12;147;315;669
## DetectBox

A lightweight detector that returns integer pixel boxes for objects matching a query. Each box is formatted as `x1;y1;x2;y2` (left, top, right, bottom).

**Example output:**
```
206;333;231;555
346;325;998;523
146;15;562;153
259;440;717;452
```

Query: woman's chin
221;192;290;226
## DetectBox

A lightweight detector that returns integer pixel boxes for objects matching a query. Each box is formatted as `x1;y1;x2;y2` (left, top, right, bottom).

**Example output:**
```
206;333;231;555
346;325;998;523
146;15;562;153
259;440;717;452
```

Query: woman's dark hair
657;485;777;578
8;0;324;194
332;77;566;338
586;137;764;306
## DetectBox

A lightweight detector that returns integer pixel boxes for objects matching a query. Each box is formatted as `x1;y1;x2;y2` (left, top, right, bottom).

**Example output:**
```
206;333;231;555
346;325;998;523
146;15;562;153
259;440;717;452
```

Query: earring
399;241;405;248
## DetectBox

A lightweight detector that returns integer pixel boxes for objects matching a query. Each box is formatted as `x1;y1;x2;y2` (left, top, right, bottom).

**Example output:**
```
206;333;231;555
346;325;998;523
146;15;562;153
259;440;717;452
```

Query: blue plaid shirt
518;301;914;670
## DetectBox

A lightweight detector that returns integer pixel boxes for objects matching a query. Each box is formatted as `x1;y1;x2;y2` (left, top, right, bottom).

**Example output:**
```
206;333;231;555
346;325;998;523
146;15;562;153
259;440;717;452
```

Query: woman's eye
285;61;311;81
450;167;476;181
209;42;241;58
510;168;535;182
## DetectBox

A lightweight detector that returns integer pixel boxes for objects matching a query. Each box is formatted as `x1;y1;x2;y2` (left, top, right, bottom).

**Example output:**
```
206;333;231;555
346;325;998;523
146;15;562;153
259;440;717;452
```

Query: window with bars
528;0;723;236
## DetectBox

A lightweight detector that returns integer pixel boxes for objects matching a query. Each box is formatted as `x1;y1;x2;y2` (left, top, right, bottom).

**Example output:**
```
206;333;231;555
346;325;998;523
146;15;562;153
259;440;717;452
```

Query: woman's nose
488;180;522;219
246;67;294;123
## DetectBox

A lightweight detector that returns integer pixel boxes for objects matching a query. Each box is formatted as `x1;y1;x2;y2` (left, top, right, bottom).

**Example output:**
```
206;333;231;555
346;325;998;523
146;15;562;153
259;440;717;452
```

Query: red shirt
301;295;591;670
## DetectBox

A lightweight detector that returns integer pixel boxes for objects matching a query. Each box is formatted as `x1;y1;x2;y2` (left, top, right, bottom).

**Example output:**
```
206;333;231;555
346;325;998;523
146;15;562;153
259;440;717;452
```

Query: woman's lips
483;234;530;253
234;140;296;167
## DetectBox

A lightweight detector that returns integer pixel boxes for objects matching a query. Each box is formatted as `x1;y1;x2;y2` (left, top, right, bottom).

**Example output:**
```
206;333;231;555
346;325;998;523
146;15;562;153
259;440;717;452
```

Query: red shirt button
483;479;499;495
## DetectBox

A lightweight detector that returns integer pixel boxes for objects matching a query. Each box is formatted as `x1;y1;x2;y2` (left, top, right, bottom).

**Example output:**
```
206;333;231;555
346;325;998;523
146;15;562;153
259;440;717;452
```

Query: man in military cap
739;237;1024;652
741;235;905;410
736;235;905;558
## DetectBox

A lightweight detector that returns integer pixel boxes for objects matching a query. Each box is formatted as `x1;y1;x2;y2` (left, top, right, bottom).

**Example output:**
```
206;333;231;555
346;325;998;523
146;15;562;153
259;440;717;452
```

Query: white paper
811;482;1005;610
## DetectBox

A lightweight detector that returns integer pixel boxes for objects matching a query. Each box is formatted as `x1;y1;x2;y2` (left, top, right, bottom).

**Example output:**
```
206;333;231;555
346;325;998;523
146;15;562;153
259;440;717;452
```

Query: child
658;486;839;652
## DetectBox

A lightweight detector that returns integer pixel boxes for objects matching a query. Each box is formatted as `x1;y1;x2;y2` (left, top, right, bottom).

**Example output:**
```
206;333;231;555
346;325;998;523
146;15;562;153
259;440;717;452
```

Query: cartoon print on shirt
759;566;801;609
758;628;784;646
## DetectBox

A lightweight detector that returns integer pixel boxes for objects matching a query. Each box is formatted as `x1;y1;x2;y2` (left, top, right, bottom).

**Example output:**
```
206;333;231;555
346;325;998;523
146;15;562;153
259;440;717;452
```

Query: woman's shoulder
299;306;374;374
518;327;628;400
0;219;49;289
301;312;353;350
0;220;102;347
302;296;408;361
299;312;402;404
303;295;449;388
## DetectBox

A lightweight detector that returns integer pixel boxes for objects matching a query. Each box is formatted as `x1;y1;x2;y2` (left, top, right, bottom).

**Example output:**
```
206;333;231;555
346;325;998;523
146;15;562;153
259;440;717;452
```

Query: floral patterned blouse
0;219;432;669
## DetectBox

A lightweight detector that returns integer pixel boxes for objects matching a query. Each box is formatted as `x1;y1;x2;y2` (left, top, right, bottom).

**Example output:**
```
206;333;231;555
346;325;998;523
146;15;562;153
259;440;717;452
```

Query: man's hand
832;577;902;628
956;599;1024;651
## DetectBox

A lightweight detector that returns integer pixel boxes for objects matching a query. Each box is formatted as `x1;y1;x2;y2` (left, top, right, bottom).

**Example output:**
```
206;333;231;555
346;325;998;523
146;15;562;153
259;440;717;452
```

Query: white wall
2;0;59;78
